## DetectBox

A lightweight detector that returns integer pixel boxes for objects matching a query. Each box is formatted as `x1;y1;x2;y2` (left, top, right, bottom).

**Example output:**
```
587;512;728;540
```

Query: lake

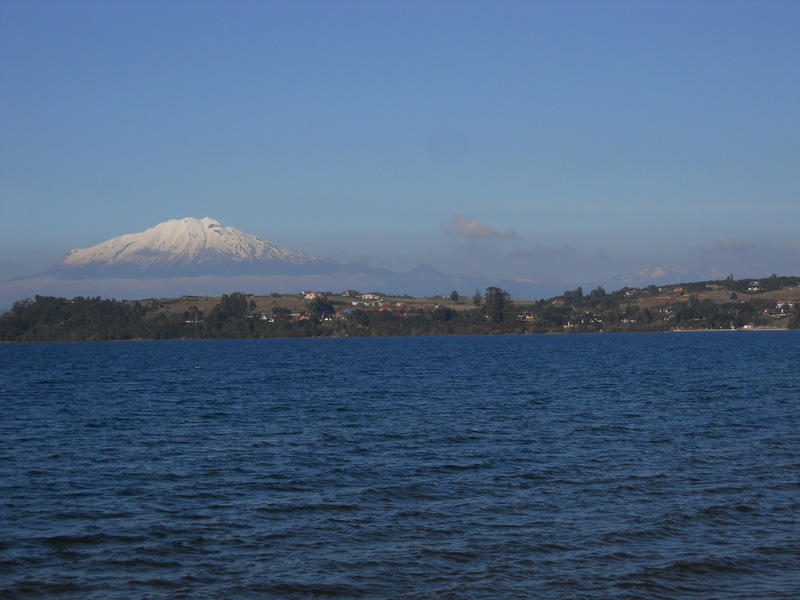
1;332;798;599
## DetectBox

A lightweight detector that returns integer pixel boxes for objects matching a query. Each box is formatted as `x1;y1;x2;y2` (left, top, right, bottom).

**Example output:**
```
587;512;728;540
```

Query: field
149;292;488;318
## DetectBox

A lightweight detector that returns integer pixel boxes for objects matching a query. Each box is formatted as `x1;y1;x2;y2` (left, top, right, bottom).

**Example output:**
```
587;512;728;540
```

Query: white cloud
447;215;516;239
712;238;753;250
513;277;547;284
637;267;670;279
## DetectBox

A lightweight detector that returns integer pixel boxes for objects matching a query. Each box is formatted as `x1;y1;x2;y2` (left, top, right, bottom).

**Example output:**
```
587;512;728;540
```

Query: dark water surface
1;332;799;599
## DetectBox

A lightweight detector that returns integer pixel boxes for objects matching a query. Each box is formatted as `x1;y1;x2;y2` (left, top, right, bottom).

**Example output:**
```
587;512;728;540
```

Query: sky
1;0;799;298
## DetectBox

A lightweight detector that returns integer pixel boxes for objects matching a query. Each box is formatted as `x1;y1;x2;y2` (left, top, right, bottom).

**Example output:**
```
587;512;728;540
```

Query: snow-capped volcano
53;217;332;278
63;217;315;267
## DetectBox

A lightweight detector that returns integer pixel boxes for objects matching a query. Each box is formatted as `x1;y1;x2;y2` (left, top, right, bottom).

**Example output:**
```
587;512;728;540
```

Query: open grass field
148;292;488;318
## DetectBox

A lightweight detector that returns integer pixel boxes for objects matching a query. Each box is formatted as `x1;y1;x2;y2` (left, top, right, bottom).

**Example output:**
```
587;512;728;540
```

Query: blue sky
1;0;798;296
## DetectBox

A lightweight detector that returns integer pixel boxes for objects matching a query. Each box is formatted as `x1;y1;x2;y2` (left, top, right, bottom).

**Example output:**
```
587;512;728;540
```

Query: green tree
450;290;459;303
563;286;584;303
350;309;371;327
484;287;513;323
184;305;203;322
432;306;455;322
306;295;335;319
589;286;606;299
271;306;293;320
210;292;248;322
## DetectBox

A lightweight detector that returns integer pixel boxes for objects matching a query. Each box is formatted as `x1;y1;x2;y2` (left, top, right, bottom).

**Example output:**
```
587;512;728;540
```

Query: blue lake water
1;332;799;599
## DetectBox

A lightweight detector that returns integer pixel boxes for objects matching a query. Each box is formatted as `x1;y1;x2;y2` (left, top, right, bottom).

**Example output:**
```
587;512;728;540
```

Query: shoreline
2;328;796;344
671;327;789;332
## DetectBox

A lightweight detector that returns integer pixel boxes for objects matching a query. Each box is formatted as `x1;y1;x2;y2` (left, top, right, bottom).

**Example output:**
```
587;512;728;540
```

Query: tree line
1;282;798;342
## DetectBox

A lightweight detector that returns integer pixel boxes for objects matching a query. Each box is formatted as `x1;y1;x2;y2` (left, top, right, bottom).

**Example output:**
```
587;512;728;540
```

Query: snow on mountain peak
61;217;316;268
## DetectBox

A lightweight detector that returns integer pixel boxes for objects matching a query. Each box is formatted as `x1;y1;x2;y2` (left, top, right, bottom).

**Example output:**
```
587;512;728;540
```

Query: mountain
49;217;337;278
1;217;560;306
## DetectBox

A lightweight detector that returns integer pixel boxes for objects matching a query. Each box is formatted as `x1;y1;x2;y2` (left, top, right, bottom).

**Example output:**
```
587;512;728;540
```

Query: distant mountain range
10;217;495;300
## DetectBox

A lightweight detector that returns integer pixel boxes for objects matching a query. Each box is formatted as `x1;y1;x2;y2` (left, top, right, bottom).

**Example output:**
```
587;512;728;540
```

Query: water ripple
1;333;799;599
